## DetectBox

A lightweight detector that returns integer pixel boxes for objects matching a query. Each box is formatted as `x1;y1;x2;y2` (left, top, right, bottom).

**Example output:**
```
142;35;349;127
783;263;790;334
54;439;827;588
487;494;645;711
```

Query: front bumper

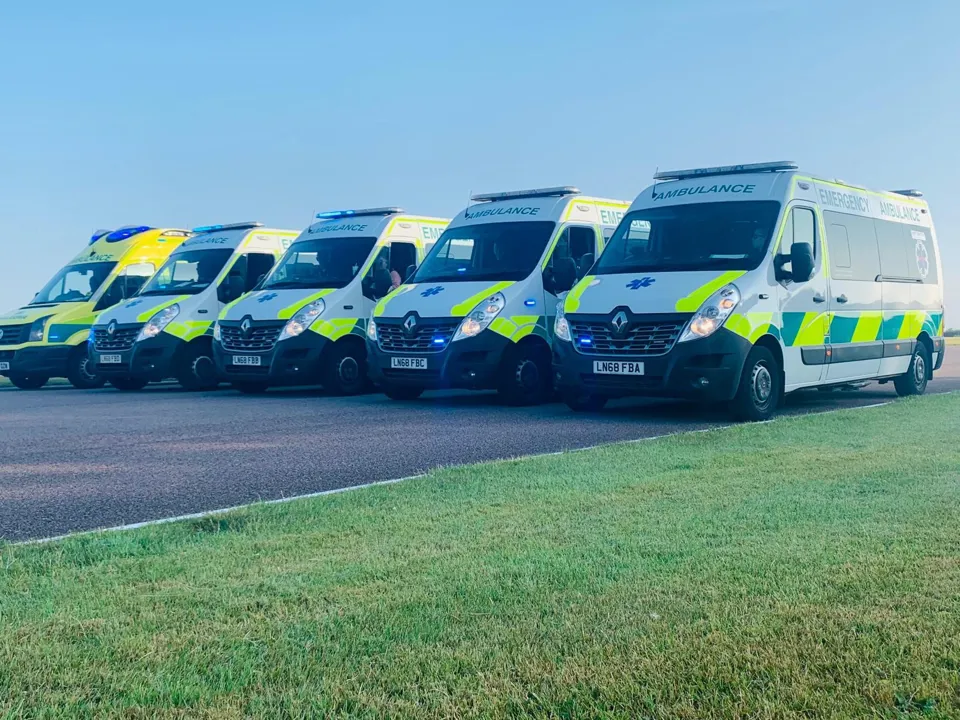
367;325;512;390
0;344;72;378
553;326;752;401
90;331;184;382
213;332;330;386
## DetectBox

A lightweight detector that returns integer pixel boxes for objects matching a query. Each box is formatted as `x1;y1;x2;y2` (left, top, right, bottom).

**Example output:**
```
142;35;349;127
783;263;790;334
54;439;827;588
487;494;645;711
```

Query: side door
776;204;829;390
823;213;882;382
542;224;601;331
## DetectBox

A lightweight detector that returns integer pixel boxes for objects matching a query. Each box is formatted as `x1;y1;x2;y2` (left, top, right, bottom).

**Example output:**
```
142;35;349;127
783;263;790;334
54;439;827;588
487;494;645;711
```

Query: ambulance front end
0;226;190;390
553;164;793;411
367;187;622;404
90;223;293;390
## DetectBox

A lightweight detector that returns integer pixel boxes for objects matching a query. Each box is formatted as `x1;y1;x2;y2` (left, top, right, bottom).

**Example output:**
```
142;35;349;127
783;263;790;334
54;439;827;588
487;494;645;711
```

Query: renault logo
107;320;117;336
403;314;418;335
611;311;629;334
240;317;252;337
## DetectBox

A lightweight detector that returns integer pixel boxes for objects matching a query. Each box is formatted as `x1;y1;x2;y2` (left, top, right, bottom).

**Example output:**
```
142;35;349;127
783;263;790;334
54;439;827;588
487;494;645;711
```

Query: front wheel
563;392;608;413
176;343;219;391
894;342;930;397
109;376;148;392
498;343;552;406
731;346;782;422
8;373;48;390
67;349;104;390
323;342;367;396
382;384;424;401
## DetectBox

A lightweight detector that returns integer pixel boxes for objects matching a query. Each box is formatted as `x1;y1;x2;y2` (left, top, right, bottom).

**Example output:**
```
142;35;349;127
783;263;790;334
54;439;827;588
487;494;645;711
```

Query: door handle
812;293;826;303
836;294;848;304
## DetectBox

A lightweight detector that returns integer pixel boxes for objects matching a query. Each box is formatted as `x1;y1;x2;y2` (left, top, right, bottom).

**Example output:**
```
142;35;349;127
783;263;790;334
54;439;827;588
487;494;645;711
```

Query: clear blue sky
1;0;956;319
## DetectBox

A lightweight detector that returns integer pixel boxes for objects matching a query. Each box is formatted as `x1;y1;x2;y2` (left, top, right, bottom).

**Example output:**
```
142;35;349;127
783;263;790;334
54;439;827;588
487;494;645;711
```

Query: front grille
93;324;142;352
220;321;284;352
377;318;460;353
570;315;688;357
0;324;29;346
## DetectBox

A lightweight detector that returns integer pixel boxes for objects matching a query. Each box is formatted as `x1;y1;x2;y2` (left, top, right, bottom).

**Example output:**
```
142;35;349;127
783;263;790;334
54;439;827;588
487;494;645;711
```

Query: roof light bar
315;207;404;220
88;229;111;245
653;161;798;181
470;186;580;202
105;225;152;242
192;222;264;233
891;189;924;198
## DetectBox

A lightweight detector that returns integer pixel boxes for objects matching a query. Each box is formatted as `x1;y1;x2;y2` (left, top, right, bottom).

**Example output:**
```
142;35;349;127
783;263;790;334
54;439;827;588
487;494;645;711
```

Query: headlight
279;299;325;341
28;316;51;343
453;292;506;341
138;304;180;341
554;301;571;342
213;321;221;342
678;284;741;343
366;316;377;341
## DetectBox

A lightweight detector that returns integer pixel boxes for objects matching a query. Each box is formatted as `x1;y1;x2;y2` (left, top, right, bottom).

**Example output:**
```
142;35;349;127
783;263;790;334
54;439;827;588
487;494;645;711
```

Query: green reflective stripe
64;329;91;345
164;320;211;341
450;281;515;317
898;310;928;340
311;317;360;341
278;290;335;320
137;296;188;323
781;311;829;347
490;314;544;342
490;316;517;339
674;272;746;312
725;312;774;343
851;311;883;343
374;284;417;317
564;275;595;313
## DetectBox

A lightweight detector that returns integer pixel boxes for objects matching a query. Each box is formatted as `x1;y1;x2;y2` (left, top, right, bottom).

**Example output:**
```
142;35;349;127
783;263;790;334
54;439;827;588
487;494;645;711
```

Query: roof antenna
651;166;659;199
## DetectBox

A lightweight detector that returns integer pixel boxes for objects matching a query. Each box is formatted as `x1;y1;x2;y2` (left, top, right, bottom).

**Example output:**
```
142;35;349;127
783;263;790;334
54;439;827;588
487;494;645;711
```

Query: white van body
553;162;944;419
367;187;630;404
90;223;298;390
213;209;449;395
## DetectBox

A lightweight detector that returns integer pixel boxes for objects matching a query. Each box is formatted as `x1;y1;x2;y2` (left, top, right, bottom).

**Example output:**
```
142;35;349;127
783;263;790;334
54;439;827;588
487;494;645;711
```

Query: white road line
9;397;909;546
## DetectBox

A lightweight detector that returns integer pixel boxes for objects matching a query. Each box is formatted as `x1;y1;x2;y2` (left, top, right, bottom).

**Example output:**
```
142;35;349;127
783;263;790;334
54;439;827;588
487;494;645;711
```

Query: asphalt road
2;353;957;542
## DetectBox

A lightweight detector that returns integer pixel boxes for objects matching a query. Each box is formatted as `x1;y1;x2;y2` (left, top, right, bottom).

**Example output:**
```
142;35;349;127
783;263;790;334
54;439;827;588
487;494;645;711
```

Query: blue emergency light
653;161;797;182
315;207;404;220
105;226;152;242
192;222;263;233
88;229;111;245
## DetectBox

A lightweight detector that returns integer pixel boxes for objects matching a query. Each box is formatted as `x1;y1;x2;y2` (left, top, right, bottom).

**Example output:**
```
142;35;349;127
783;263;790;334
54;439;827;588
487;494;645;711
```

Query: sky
0;0;956;321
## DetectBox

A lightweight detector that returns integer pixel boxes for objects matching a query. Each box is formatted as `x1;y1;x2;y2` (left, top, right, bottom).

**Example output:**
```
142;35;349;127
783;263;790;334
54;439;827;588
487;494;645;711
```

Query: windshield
30;262;117;304
594;201;782;274
139;249;234;296
261;236;377;290
412;221;556;283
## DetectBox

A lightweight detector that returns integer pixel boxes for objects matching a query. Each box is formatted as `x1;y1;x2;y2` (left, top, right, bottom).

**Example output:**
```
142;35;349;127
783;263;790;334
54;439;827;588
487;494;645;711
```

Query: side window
824;211;879;281
827;223;853;276
874;219;910;279
244;253;276;291
362;247;391;301
389;241;417;284
94;263;154;311
778;207;816;259
547;226;598;276
779;210;795;257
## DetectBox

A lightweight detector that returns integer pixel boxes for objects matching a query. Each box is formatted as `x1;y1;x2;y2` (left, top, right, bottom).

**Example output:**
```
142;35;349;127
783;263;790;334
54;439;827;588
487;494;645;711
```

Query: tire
894;342;930;397
564;392;608;413
67;349;105;390
731;346;782;422
233;381;269;395
175;343;219;391
323;342;367;396
498;343;551;406
109;376;148;392
382;384;424;401
8;374;49;390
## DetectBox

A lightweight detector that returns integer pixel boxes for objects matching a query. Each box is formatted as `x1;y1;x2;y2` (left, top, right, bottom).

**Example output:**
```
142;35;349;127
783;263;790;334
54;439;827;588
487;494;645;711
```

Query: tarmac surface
2;352;957;542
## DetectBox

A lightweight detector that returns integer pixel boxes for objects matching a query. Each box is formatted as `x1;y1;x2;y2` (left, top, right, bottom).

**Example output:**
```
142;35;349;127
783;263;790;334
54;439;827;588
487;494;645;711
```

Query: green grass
946;336;960;346
2;395;960;719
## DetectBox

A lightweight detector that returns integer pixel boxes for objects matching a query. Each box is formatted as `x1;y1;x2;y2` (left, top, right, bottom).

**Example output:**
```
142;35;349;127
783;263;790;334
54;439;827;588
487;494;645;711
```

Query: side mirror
404;264;417;283
790;242;815;283
552;257;578;295
577;253;594;280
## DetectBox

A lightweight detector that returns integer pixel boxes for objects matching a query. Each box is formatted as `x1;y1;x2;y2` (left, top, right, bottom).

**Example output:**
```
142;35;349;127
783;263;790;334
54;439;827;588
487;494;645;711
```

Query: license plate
391;356;427;370
593;360;644;375
232;356;262;367
0;362;9;371
99;355;123;365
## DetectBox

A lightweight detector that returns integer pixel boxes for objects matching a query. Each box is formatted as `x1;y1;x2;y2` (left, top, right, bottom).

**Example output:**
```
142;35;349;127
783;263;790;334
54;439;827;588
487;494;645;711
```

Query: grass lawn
946;336;960;346
2;395;959;718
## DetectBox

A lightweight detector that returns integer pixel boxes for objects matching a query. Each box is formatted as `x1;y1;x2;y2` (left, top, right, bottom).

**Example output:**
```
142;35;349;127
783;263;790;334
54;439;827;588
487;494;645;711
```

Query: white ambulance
553;161;945;420
367;187;630;405
213;208;448;394
89;222;298;390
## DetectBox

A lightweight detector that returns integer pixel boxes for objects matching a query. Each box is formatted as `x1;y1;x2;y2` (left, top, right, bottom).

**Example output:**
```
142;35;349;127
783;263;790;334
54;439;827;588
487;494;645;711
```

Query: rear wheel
564;392;608;413
498;343;552;406
382;384;424;401
109;376;148;392
67;348;104;390
323;341;367;396
894;342;930;397
8;373;48;390
731;346;782;422
233;381;269;395
176;343;219;391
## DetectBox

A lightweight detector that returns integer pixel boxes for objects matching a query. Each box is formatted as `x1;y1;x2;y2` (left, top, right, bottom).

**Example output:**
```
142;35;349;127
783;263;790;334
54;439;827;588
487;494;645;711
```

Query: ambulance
553;161;945;420
213;208;449;394
0;226;190;390
89;222;298;391
366;187;630;404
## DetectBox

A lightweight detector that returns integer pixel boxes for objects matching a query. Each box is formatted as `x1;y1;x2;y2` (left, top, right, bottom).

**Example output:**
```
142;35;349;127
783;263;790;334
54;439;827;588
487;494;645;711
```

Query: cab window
389;241;417;283
545;225;597;288
95;263;155;311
